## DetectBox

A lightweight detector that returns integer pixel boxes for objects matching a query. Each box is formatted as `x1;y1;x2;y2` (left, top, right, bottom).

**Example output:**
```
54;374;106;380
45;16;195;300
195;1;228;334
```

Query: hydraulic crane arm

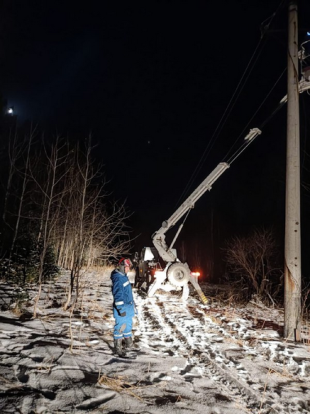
152;162;229;262
152;128;262;263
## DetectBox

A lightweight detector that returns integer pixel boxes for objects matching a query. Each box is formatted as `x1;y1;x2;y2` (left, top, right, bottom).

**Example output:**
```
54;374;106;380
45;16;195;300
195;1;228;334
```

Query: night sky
1;0;310;273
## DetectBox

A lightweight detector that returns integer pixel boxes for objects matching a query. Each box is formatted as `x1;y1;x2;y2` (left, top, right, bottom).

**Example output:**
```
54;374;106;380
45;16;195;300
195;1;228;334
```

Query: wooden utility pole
284;0;301;341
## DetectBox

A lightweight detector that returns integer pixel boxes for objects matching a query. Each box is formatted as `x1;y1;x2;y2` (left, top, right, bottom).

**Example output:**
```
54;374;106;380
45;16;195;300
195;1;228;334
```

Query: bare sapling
62;137;131;310
8;129;35;262
31;136;70;317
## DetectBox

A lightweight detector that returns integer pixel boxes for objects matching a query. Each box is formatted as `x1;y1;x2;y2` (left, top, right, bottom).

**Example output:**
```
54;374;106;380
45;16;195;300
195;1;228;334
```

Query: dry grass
36;359;55;373
11;305;23;317
97;373;144;401
223;336;244;347
205;314;223;326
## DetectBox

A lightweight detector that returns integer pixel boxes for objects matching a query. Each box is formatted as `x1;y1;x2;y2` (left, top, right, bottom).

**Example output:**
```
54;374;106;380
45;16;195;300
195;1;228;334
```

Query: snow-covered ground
0;270;309;413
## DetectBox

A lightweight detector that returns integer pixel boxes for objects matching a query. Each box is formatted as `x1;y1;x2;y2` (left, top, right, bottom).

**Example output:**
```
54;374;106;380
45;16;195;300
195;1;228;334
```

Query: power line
175;0;287;208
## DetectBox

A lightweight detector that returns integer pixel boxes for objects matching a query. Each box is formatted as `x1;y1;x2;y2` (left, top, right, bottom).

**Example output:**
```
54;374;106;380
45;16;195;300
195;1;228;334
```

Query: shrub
223;228;283;305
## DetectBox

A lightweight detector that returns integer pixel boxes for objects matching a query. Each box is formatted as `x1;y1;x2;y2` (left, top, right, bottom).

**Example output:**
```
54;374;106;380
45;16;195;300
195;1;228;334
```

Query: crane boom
152;162;229;262
152;127;262;263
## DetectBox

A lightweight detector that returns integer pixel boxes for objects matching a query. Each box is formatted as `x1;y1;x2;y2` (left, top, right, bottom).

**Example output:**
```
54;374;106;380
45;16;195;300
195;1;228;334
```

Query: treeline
0;125;131;311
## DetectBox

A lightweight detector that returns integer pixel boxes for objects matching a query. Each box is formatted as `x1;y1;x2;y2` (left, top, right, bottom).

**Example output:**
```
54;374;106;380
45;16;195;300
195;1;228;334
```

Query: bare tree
31;136;70;317
0;127;40;283
0;129;132;313
9;129;35;260
93;199;131;261
62;137;131;310
224;228;283;304
2;128;21;228
63;137;96;310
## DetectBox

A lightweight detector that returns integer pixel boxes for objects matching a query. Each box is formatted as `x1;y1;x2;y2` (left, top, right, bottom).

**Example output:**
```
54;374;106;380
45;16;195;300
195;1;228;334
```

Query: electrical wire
225;67;287;163
175;0;287;208
174;36;266;208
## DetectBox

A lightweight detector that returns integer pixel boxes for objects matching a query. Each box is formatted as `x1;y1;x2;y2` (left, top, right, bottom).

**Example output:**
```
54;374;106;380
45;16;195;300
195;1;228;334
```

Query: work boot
124;336;140;351
114;338;126;357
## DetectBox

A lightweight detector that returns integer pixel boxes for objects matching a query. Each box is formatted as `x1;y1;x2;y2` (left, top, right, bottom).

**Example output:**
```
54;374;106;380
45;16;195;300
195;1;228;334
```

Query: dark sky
1;0;310;256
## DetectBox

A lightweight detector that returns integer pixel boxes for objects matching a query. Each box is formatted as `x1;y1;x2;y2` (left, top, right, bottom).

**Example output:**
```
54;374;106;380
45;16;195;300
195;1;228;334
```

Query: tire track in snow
136;291;310;413
186;303;310;414
159;299;266;410
136;293;261;412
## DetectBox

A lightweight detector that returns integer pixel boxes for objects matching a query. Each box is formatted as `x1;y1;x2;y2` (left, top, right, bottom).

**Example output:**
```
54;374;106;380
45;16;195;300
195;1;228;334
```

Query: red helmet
118;258;132;268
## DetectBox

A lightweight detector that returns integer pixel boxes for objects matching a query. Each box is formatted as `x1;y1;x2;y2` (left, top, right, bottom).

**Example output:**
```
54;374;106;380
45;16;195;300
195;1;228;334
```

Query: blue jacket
111;269;135;316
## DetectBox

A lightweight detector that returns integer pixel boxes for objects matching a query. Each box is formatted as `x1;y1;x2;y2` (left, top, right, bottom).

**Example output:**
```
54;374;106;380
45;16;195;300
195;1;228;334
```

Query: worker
111;257;138;357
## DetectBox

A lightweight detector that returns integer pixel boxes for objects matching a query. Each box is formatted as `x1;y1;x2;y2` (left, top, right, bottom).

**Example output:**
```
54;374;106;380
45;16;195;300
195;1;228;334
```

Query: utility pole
284;0;301;341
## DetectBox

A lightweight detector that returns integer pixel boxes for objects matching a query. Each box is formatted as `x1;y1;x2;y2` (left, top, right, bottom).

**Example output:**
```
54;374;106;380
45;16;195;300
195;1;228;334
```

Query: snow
0;270;309;413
